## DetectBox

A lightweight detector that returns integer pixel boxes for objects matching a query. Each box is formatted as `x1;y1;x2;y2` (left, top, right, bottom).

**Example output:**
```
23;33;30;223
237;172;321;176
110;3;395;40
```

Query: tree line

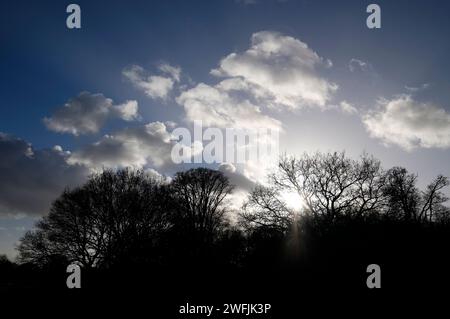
2;151;450;292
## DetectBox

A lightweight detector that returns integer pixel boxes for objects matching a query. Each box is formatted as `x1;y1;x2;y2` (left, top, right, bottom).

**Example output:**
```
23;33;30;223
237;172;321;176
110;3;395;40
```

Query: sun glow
281;191;305;212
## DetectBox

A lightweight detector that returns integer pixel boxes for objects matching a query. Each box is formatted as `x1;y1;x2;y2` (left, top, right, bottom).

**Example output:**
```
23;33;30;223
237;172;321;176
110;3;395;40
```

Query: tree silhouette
240;185;294;233
9;153;450;295
383;167;420;220
167;168;234;266
18;169;171;269
382;168;450;222
273;152;386;221
419;175;449;222
171;168;233;237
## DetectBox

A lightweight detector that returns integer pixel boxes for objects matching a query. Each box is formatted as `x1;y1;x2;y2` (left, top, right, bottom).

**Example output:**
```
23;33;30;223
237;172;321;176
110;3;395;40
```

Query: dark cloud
0;133;89;216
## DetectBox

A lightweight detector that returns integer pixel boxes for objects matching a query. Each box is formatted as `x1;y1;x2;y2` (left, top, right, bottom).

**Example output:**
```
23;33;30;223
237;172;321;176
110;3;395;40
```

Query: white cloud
44;92;139;136
177;33;302;186
113;100;140;121
159;63;181;82
211;31;337;109
339;100;358;115
164;121;177;129
405;83;430;92
176;82;282;187
349;58;370;72
123;63;181;99
176;82;282;131
363;95;450;150
145;76;174;99
145;168;171;183
68;121;177;171
217;162;257;213
52;145;64;152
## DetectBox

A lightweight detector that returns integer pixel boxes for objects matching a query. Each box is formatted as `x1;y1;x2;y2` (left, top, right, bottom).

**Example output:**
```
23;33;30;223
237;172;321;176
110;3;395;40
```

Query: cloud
339;100;358;115
174;32;340;184
123;63;181;99
218;163;257;214
176;82;282;130
211;31;337;109
68;121;177;171
349;58;371;73
176;81;282;186
219;163;256;192
44;92;139;136
144;168;171;183
159;63;181;82
0;133;89;216
114;100;139;121
164;121;178;129
363;95;450;150
218;162;237;174
405;83;430;92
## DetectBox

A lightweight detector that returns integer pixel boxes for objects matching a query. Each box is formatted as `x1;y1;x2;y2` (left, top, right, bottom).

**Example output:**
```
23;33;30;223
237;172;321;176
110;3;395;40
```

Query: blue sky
1;0;450;258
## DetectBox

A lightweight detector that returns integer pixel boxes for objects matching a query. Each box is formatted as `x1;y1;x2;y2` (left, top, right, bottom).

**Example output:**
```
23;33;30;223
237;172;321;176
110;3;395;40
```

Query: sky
1;0;450;259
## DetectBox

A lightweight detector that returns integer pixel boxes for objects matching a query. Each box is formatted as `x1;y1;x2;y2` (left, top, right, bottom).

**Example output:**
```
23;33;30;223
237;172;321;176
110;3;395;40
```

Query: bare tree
352;154;386;216
171;168;234;240
240;185;294;233
273;152;385;221
419;175;449;222
383;167;420;221
18;169;171;268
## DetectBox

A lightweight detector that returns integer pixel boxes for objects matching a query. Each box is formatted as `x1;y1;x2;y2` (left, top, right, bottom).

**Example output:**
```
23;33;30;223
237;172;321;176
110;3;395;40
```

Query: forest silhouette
1;151;450;311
